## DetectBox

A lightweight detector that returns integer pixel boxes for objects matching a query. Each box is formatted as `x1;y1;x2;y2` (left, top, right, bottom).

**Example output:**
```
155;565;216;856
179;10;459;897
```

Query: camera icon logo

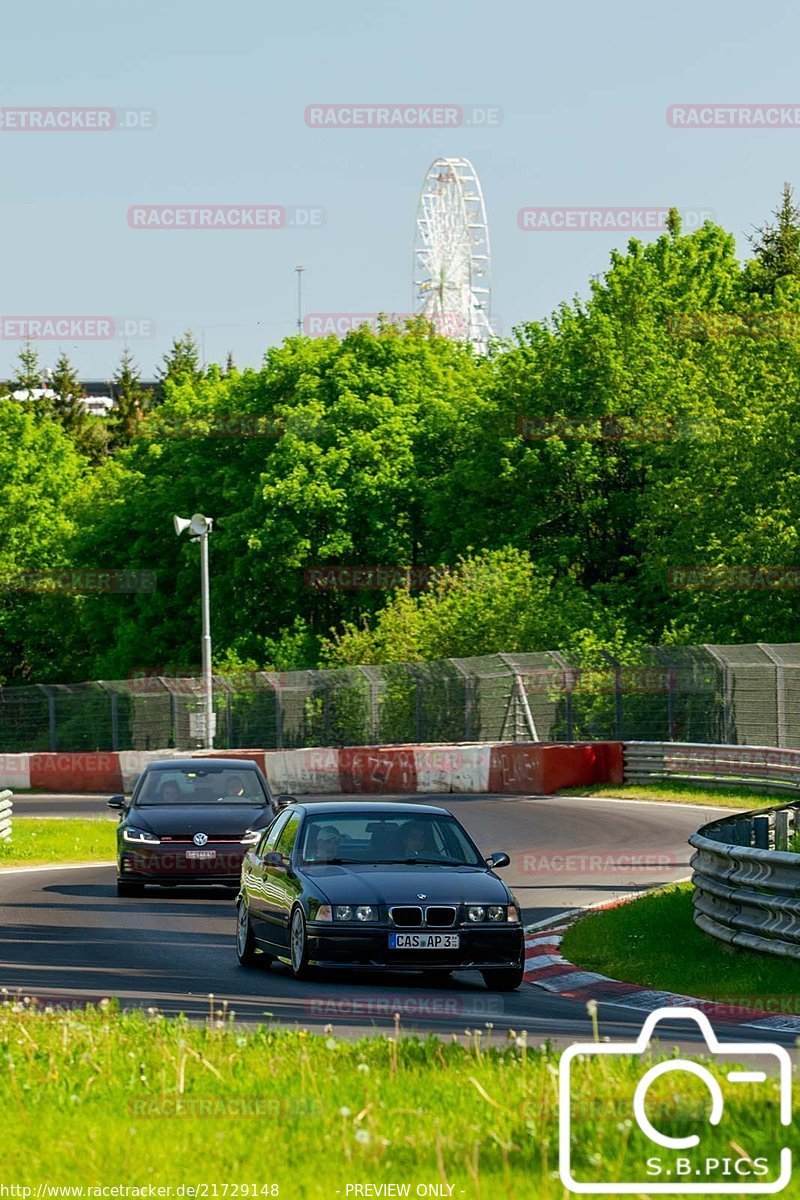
559;1006;792;1194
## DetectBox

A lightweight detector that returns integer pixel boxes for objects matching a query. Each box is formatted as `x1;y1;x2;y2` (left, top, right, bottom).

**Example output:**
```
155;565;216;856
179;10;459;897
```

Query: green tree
63;321;488;678
157;331;202;400
109;350;148;448
50;352;87;437
0;399;87;684
7;342;43;400
321;547;625;665
744;182;800;295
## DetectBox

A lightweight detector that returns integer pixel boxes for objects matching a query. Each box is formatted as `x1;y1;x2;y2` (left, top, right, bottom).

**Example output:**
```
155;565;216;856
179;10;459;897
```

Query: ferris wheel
413;157;492;353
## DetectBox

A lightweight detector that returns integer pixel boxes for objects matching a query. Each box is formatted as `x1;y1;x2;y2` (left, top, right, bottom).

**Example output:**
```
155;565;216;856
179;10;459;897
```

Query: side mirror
107;795;126;810
263;850;287;868
274;793;297;811
486;851;510;870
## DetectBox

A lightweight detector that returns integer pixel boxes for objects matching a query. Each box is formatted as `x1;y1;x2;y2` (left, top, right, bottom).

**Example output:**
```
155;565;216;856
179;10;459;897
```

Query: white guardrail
624;740;800;794
0;789;11;841
624;742;800;960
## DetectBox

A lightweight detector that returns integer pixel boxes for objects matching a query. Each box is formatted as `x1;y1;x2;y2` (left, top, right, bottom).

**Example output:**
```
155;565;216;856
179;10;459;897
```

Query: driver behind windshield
223;774;246;798
400;821;432;857
315;826;341;863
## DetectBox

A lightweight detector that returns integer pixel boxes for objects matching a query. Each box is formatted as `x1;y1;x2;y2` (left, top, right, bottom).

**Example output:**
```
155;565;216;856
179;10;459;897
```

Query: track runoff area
4;784;769;1047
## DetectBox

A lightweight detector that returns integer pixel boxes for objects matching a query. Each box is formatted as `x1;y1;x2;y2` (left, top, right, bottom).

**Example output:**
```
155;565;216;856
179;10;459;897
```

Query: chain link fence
1;643;799;753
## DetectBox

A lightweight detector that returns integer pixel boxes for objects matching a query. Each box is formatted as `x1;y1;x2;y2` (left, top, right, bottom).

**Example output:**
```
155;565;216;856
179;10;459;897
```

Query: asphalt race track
4;792;791;1048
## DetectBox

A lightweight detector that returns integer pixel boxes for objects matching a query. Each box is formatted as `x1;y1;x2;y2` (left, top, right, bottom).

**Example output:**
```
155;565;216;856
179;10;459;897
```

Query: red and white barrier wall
0;741;623;796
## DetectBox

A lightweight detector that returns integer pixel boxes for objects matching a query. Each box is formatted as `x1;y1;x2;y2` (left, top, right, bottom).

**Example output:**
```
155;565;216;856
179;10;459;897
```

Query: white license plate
389;933;460;950
185;849;216;860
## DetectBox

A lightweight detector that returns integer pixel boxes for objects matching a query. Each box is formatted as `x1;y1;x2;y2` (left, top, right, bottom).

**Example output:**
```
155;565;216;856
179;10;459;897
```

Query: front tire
117;879;144;897
481;964;525;992
289;906;311;980
236;897;260;966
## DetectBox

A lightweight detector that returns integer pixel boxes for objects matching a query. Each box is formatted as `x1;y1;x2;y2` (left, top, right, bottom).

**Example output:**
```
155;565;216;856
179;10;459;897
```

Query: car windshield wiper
303;857;363;865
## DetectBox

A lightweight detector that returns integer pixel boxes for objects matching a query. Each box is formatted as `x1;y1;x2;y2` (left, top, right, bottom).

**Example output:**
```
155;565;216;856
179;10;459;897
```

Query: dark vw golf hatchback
236;801;526;990
112;758;276;896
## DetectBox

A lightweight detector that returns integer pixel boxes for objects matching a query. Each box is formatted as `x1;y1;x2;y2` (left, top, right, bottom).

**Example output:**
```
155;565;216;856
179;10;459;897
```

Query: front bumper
305;923;525;971
119;844;246;883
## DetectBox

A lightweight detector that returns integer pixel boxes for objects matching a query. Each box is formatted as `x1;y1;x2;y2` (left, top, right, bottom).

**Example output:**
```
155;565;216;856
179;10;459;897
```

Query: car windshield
298;812;483;867
136;767;268;806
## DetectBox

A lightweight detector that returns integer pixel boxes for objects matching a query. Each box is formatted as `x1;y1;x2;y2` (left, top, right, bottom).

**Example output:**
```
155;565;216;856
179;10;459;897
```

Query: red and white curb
523;912;800;1034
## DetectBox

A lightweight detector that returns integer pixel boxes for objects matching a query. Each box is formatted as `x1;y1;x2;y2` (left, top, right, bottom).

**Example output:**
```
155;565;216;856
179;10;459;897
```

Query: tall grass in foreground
0;999;789;1198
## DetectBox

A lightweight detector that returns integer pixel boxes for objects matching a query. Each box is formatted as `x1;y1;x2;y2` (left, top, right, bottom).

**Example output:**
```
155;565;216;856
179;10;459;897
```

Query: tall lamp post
173;512;215;749
295;264;305;334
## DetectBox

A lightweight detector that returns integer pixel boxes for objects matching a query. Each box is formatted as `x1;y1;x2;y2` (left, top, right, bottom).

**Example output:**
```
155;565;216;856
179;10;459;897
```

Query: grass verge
0;817;113;867
557;779;788;808
0;1000;788;1196
562;882;800;1010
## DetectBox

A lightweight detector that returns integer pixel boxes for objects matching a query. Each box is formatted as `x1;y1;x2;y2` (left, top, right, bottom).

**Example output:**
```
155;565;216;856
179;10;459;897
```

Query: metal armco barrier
625;740;800;959
0;790;11;840
624;741;800;794
689;803;800;960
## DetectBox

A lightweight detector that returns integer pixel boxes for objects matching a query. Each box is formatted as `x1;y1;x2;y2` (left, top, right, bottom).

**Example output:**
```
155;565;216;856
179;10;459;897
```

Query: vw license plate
389;933;460;950
185;849;216;860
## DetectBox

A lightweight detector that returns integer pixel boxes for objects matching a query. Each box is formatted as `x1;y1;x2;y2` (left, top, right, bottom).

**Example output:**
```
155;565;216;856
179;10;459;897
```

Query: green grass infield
0;817;114;867
562;882;800;1014
0;1001;789;1195
558;779;792;808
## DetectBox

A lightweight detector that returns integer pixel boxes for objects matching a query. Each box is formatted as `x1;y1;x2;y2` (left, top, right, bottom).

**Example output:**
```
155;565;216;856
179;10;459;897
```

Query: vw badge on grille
193;832;209;847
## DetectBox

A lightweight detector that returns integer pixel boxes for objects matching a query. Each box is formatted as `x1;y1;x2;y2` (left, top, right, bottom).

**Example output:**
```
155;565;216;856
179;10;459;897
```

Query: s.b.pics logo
559;1008;791;1194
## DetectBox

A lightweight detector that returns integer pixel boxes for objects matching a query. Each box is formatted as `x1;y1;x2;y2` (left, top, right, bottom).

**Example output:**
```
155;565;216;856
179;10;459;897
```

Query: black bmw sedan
111;758;278;896
235;801;525;990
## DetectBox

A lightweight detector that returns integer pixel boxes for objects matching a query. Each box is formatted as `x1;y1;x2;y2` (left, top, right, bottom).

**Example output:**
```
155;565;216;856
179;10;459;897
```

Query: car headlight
466;904;518;923
332;905;378;922
122;827;161;845
240;829;261;845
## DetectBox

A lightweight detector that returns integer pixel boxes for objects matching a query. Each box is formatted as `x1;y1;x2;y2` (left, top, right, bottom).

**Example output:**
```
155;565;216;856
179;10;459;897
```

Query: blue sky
2;0;800;377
